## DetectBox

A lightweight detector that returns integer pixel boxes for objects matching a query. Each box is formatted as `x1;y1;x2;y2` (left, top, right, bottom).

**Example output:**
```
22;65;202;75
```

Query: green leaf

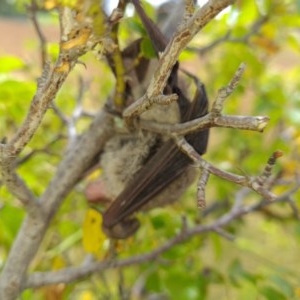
294;222;300;241
21;289;38;300
0;79;35;127
296;0;300;13
0;205;24;246
141;37;156;59
286;34;300;52
228;259;257;286
210;232;222;260
260;286;287;300
164;270;200;300
127;17;145;35
149;208;181;236
270;274;294;298
145;270;162;292
0;55;25;72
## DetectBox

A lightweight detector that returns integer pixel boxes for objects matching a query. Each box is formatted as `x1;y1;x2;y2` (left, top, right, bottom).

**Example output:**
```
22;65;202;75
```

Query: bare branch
24;183;298;289
213;228;235;241
211;62;246;115
175;136;278;201
8;64;68;157
0;144;40;213
0;110;114;300
137;63;269;136
16;135;63;166
0;4;110;299
28;0;48;68
254;150;283;187
189;15;269;55
139;113;269;136
287;197;300;220
52;77;89;148
0;4;93;218
197;168;209;208
123;0;235;125
0;0;99;216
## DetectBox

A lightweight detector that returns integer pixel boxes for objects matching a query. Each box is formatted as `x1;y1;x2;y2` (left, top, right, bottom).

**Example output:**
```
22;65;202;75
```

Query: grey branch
211;62;246;115
139;113;269;136
190;15;269;55
0;110;114;300
52;77;89;149
0;145;39;214
137;63;269;136
0;5;106;299
28;0;48;68
123;0;235;125
197;168;210;208
24;183;298;289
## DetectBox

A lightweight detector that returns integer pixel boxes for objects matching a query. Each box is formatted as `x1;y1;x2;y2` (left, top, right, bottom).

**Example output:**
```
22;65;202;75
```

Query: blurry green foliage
0;0;300;299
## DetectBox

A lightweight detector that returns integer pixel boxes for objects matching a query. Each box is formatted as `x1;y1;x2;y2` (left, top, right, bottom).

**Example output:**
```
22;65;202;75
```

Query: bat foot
102;217;140;239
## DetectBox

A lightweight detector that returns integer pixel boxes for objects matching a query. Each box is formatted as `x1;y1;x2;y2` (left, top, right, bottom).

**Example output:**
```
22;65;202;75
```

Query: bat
100;0;209;239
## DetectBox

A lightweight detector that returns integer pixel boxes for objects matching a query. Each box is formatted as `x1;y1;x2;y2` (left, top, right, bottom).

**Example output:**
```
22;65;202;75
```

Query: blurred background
0;0;300;299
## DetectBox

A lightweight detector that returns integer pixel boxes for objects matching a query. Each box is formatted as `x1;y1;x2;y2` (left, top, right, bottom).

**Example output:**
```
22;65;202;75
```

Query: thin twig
28;0;48;68
213;228;235;241
16;135;64;166
254;150;283;187
197;168;209;208
52;77;89;148
0;144;40;213
137;62;269;136
211;62;246;115
176;136;278;200
287;197;300;220
189;15;269;55
139;113;269;136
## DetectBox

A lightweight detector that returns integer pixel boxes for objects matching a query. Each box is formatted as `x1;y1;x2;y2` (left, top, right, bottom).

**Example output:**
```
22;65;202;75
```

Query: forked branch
123;0;235;125
24;181;299;289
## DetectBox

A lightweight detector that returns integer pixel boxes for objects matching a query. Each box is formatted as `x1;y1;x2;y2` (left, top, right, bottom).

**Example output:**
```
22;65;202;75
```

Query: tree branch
0;4;110;299
28;0;48;68
176;137;278;200
0;110;114;300
190;15;269;55
123;0;235;125
137;63;269;136
24;183;298;289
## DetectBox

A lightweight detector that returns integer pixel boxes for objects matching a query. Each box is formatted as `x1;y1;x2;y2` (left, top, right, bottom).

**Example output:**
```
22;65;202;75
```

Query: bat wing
102;0;209;232
103;86;209;228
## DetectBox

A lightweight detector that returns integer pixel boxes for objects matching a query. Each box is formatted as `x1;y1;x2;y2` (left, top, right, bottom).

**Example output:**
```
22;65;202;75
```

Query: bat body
101;0;209;238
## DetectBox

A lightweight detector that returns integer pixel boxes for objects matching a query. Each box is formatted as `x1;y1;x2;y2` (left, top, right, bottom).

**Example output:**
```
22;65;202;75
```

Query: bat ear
102;217;140;239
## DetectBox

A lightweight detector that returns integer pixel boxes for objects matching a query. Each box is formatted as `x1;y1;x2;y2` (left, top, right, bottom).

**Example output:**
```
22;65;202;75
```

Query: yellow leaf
52;255;66;270
44;0;58;10
251;35;279;54
82;208;106;254
86;168;102;181
78;290;96;300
